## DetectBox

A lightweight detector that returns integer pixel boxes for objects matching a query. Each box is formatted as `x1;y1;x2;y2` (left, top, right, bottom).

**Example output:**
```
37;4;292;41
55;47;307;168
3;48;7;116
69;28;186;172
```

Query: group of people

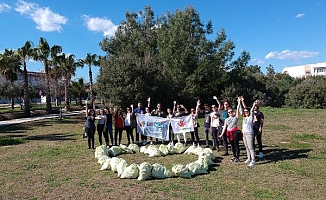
84;96;264;167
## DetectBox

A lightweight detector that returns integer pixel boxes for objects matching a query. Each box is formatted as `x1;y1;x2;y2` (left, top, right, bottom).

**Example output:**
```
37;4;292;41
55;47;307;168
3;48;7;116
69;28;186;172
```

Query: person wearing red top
113;108;124;146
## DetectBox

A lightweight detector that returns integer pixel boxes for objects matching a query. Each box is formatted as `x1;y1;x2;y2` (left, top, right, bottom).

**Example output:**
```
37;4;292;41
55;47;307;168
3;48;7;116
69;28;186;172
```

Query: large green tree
99;6;239;108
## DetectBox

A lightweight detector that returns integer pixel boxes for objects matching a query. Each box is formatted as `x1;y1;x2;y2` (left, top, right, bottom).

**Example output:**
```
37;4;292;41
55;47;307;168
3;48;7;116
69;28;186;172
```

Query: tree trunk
64;76;70;111
45;61;52;113
11;98;14;110
89;65;93;101
23;62;31;117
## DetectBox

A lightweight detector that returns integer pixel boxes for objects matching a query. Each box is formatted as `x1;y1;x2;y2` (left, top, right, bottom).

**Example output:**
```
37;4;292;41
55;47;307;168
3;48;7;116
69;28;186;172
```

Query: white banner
136;114;170;140
170;115;194;134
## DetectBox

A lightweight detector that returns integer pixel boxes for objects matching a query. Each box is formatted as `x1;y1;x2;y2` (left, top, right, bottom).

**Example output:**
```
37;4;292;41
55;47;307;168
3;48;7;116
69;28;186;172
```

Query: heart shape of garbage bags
95;143;216;181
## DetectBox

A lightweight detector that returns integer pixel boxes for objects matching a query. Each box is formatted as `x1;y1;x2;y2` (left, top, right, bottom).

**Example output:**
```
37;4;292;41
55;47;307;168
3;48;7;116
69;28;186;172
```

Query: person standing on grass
85;100;96;149
133;101;145;145
214;96;230;156
219;97;242;163
96;108;107;146
173;101;189;145
240;97;257;167
113;108;124;146
201;103;212;148
151;101;166;144
166;107;175;146
124;106;134;146
210;104;223;152
104;105;114;147
190;100;201;147
253;102;265;158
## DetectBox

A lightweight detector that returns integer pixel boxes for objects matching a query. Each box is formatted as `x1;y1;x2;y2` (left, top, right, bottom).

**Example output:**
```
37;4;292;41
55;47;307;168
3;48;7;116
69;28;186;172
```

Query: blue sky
0;0;325;81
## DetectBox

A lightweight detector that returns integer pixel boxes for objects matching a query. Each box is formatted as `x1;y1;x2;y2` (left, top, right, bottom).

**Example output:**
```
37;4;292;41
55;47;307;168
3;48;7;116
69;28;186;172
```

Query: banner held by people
136;114;170;140
170;115;194;134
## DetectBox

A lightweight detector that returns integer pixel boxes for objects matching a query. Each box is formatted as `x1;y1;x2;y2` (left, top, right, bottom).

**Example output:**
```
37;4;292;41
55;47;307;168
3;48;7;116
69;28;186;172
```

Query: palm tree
17;41;34;117
58;53;83;110
71;78;86;106
50;57;63;107
0;49;22;109
82;53;99;100
34;37;62;113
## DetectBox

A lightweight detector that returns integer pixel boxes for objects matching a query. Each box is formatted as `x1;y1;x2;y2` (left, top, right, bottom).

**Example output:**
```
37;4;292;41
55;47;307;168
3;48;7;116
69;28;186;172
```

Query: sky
0;0;325;81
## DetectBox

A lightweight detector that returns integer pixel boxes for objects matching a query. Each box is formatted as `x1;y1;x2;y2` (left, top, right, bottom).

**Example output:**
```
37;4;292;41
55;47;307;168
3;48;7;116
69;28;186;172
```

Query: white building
282;62;326;78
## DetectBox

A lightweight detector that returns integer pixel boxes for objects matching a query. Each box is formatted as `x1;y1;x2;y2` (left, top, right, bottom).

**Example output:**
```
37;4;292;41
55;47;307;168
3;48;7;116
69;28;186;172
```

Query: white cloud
0;3;11;12
264;50;319;60
295;13;305;18
82;15;117;37
14;0;67;32
251;58;265;65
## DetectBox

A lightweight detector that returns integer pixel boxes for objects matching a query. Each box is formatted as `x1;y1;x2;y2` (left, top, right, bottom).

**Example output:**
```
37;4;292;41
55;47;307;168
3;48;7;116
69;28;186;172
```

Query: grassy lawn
0;108;325;200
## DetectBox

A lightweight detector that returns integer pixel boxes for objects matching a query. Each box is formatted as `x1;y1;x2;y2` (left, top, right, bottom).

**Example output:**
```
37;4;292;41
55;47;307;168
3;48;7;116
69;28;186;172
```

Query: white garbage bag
151;163;172;179
100;159;111;171
117;159;127;177
171;164;192;179
120;163;139;179
108;146;123;157
186;162;208;175
110;157;122;172
158;144;169;156
95;145;108;159
128;144;140;153
174;142;187;154
138;162;153;181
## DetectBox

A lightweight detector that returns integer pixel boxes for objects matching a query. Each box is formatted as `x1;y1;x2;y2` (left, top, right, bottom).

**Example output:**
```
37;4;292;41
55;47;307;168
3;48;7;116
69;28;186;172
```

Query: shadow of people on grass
257;146;312;165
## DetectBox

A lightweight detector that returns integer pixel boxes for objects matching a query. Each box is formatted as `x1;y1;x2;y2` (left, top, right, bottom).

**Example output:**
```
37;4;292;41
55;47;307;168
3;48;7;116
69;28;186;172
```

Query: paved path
0;110;85;127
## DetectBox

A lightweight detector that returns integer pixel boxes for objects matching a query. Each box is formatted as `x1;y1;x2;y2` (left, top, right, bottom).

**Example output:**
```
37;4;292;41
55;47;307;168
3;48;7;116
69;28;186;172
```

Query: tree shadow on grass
258;146;312;165
26;133;76;141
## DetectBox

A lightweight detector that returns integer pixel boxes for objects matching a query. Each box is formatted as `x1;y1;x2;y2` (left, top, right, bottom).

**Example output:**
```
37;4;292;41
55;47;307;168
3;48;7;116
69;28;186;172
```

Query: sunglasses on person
228;110;234;114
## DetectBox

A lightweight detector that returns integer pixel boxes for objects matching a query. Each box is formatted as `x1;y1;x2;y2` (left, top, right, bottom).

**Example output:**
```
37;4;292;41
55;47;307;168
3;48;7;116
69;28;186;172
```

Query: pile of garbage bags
95;143;216;180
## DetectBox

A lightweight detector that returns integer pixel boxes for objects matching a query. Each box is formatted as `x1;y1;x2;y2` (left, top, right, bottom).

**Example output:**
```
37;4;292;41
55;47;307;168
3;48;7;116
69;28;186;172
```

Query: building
16;71;45;86
282;62;326;78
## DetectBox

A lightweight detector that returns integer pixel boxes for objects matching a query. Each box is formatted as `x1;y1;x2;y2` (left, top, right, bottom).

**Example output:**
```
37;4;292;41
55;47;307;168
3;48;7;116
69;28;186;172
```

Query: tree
81;53;99;101
0;49;22;109
99;6;238;108
50;57;64;106
285;76;326;108
71;78;87;106
17;41;34;116
34;37;62;113
57;53;83;109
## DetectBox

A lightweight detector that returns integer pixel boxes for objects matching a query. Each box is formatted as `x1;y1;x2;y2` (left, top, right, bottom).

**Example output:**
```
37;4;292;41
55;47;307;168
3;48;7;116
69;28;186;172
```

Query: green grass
0;136;26;146
0;108;326;199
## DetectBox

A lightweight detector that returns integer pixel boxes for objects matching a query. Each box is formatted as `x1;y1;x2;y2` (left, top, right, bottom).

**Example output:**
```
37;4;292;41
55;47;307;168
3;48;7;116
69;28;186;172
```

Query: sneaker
259;152;264;158
249;161;256;167
231;158;239;163
230;157;236;162
244;159;251;164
